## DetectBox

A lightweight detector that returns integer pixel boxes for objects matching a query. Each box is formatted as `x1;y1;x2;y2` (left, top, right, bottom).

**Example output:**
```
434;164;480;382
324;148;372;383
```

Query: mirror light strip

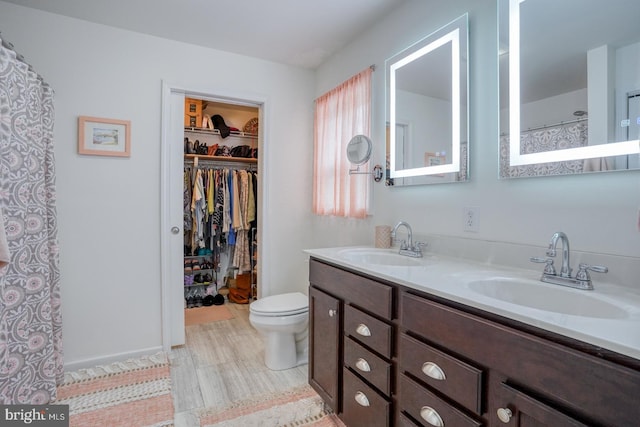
508;0;521;166
390;28;462;178
507;0;640;166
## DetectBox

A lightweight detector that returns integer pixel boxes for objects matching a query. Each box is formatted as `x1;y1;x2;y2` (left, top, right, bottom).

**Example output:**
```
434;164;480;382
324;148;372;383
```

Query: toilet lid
250;292;308;316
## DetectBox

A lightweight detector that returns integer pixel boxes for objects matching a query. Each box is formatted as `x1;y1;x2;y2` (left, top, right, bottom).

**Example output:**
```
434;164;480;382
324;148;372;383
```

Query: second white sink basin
336;248;423;267
468;277;629;319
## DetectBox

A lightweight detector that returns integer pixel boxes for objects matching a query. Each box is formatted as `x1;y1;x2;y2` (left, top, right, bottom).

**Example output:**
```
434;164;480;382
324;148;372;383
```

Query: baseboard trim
64;346;164;372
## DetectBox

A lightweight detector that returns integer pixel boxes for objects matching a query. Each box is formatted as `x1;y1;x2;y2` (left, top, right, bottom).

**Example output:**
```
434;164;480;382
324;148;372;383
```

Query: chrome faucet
391;221;425;258
530;231;608;290
547;231;571;277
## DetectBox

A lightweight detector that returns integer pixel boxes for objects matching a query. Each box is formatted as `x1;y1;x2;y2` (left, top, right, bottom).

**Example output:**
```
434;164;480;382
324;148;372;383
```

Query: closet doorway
160;82;269;349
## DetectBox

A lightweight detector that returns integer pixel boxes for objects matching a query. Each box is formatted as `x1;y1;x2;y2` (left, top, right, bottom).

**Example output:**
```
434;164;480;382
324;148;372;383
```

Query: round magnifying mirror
346;135;372;165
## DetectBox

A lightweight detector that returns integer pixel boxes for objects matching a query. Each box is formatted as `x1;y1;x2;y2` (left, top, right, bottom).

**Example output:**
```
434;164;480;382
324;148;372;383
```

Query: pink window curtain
313;67;372;218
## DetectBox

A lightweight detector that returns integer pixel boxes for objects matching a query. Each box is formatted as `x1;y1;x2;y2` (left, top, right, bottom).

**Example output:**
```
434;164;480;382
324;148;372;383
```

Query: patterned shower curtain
0;35;63;404
499;120;588;178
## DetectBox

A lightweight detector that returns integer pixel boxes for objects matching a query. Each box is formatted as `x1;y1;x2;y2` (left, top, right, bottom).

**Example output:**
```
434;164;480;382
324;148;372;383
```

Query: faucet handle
575;263;608;289
576;263;608;280
413;241;427;251
530;257;556;275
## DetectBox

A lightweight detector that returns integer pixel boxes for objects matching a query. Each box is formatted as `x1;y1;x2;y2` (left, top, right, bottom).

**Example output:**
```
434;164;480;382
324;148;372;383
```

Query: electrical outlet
463;206;480;232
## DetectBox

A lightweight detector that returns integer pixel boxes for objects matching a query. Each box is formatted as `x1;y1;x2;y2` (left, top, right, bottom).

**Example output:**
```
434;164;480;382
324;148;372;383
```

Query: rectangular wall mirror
386;14;469;186
499;0;640;178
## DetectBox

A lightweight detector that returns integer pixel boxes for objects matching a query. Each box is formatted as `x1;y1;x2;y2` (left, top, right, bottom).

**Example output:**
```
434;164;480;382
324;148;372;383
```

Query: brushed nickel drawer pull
422;362;446;381
420;406;444;427
356;323;371;337
355;358;371;372
497;407;512;423
354;391;370;407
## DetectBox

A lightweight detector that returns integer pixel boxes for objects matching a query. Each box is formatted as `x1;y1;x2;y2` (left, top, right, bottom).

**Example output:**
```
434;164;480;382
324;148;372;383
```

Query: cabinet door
493;383;589;427
309;286;341;412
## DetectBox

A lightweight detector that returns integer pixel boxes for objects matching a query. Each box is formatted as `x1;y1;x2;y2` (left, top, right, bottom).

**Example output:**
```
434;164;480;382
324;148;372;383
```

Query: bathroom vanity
307;248;640;427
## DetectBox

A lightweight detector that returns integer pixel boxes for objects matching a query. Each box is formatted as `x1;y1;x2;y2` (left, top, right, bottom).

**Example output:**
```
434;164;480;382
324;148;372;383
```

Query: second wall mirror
499;0;640;179
386;14;469;186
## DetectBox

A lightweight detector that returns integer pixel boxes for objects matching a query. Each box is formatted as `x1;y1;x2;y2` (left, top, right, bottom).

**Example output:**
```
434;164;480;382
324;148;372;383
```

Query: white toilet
249;292;309;371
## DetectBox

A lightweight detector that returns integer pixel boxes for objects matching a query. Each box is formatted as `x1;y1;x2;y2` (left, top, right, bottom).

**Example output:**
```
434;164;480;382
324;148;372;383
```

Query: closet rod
500;117;587;136
0;32;50;88
523;117;587;133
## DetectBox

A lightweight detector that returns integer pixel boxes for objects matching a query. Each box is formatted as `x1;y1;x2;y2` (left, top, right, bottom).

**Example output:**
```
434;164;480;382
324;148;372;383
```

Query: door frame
160;81;269;349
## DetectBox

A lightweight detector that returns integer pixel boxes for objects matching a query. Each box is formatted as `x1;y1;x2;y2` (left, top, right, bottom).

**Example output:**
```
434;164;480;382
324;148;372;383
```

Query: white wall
0;2;315;368
315;0;639;262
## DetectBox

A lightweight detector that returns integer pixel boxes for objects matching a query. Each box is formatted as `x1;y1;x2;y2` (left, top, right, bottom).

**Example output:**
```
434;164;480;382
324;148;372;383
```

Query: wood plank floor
170;302;309;427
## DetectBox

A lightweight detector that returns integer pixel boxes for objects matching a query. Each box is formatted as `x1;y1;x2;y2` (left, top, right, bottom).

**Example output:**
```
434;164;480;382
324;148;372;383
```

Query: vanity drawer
309;259;393;319
345;304;393;359
399;334;483;414
399;374;483;427
344;336;392;396
342;367;390;427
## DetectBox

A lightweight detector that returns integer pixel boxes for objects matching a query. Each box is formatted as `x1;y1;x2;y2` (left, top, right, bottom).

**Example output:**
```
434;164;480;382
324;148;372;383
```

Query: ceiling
2;0;408;69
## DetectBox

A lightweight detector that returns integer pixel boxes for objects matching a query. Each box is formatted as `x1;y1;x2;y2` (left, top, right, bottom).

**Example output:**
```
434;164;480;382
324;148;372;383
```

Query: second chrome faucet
531;231;608;290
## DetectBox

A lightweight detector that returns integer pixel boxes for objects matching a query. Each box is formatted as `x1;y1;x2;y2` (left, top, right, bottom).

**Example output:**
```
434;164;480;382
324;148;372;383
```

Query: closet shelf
185;126;258;139
184;154;257;164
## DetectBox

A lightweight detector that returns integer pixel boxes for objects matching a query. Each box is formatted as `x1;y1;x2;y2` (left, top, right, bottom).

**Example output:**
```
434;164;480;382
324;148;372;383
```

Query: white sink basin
467;277;629;319
336;248;423;267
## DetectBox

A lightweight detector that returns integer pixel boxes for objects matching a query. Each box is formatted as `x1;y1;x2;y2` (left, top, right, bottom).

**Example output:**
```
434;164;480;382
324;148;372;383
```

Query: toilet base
264;332;308;371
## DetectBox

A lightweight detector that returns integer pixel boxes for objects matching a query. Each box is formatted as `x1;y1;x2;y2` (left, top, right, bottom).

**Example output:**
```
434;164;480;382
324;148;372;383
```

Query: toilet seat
250;292;308;317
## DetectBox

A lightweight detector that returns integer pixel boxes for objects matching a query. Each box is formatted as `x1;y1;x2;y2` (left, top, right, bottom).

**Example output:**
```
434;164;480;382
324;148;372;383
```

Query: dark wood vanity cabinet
308;258;640;427
309;258;395;426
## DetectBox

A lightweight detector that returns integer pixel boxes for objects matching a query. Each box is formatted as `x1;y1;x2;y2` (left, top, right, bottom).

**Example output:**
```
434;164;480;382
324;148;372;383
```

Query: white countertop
305;246;640;361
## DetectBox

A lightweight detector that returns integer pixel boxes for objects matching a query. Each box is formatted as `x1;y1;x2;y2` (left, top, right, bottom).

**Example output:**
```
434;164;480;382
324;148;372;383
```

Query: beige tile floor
169;303;309;427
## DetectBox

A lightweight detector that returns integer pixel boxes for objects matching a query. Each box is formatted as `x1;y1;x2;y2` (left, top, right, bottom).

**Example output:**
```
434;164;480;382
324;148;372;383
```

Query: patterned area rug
199;385;344;427
55;352;174;427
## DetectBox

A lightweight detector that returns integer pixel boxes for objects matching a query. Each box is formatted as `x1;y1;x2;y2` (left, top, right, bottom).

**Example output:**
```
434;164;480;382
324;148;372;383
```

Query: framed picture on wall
78;116;131;157
425;152;446;177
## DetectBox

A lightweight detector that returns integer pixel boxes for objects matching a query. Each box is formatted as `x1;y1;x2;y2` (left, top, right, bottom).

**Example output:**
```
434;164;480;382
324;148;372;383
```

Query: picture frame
425;152;446;167
425;152;446;177
78;116;131;157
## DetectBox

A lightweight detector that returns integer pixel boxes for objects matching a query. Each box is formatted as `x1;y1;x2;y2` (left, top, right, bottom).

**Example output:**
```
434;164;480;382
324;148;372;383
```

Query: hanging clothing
226;170;236;245
183;163;257;274
207;169;215;215
191;169;206;249
183;169;192;232
233;170;251;272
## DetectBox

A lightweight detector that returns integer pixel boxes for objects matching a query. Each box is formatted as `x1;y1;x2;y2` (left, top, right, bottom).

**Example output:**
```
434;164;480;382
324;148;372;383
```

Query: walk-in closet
182;98;259;321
